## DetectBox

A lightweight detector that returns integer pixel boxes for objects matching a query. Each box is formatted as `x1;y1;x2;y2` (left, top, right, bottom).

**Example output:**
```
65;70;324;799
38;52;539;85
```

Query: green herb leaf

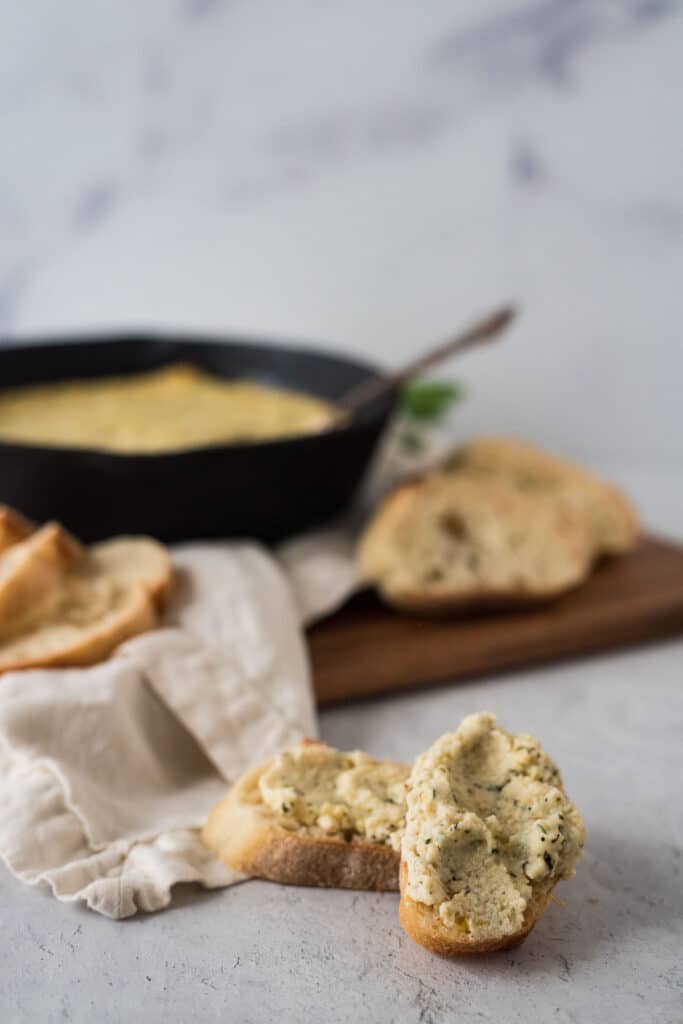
401;379;465;421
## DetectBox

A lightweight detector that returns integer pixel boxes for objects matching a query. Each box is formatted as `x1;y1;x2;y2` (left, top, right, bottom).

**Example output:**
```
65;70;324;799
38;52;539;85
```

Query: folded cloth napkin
0;544;323;918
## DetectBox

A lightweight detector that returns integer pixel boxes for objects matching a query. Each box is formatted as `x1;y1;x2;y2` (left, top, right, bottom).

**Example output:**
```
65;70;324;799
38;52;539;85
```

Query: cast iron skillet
0;333;397;543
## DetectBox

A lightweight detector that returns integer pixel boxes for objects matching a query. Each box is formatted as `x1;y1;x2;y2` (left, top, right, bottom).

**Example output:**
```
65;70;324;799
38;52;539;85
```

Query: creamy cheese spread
403;712;585;940
259;743;409;850
0;364;336;453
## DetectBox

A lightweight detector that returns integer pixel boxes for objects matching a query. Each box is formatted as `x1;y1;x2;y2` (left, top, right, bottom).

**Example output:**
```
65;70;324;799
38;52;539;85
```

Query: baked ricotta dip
402;712;585;941
258;742;409;850
0;364;336;453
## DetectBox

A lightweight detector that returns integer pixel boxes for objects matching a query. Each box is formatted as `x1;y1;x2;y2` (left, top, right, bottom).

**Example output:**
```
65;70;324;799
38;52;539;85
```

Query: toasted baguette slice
0;523;84;625
89;536;172;608
399;862;554;955
202;740;409;891
447;436;640;555
0;533;171;674
399;712;585;956
0;583;156;673
0;506;34;553
359;473;594;613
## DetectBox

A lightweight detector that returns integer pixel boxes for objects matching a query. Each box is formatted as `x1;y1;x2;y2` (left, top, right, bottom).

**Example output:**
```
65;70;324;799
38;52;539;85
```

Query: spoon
336;304;516;418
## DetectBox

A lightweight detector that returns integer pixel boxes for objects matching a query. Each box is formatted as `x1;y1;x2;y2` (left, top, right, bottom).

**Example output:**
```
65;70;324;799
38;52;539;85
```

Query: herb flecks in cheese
403;712;585;940
259;744;409;850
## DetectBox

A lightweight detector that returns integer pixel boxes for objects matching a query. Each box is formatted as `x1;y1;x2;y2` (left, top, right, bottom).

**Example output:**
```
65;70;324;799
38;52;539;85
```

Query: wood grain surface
308;536;683;705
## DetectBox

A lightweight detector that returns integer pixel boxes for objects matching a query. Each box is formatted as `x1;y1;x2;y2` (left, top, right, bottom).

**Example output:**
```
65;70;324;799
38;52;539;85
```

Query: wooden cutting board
308;536;683;705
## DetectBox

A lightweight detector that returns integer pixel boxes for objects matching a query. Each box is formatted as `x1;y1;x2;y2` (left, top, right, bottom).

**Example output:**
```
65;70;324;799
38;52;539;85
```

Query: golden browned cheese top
0;364;336;453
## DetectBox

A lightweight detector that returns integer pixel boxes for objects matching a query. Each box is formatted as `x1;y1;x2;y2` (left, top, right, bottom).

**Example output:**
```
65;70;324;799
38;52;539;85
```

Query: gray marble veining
0;3;682;1021
0;1;681;474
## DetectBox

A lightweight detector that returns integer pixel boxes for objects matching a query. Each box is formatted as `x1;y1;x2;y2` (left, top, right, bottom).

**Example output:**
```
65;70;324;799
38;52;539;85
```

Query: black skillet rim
0;331;397;460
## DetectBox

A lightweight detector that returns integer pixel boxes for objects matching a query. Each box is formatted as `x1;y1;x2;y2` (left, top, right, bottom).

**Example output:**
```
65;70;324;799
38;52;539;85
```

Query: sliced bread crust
448;435;640;555
0;505;34;553
398;862;554;955
90;536;173;608
359;473;594;613
201;747;406;892
359;435;640;614
0;583;157;673
0;522;172;674
0;523;84;625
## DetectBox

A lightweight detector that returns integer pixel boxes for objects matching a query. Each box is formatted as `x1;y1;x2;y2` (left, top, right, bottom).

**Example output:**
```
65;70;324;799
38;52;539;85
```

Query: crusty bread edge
201;752;403;892
0;585;157;674
358;463;639;614
594;481;641;553
90;536;174;610
38;522;85;566
372;574;592;615
398;861;554;955
0;505;35;553
146;550;173;609
360;478;595;614
448;435;641;555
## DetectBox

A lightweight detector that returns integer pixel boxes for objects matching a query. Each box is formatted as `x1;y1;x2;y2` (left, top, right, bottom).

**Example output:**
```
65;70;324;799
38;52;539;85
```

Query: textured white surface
2;642;681;1023
1;0;682;1021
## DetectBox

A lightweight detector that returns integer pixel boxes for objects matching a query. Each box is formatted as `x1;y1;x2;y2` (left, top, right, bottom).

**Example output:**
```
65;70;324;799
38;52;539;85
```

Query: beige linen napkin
0;544;319;918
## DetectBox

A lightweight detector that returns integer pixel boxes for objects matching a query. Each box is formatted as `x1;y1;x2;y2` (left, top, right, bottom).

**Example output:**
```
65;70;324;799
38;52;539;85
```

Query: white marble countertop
1;2;682;1021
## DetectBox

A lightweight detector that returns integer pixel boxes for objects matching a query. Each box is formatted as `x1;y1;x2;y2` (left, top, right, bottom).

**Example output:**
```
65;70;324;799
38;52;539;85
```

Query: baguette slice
0;523;84;625
399;862;554;955
202;740;409;891
0;533;171;674
399;712;585;956
0;505;34;553
89;536;172;608
359;473;594;613
0;582;156;673
447;436;640;556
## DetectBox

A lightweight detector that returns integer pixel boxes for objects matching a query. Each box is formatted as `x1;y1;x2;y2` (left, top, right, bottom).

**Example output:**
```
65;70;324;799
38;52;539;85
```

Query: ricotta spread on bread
259;743;409;850
402;712;585;941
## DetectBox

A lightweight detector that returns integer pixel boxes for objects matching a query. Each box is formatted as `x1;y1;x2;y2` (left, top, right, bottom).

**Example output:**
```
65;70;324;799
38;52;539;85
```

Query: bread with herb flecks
399;712;585;955
202;739;409;891
359;435;638;613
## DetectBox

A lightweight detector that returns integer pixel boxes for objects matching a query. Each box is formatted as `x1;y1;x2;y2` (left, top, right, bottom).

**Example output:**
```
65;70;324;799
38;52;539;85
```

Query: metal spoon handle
338;304;516;416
